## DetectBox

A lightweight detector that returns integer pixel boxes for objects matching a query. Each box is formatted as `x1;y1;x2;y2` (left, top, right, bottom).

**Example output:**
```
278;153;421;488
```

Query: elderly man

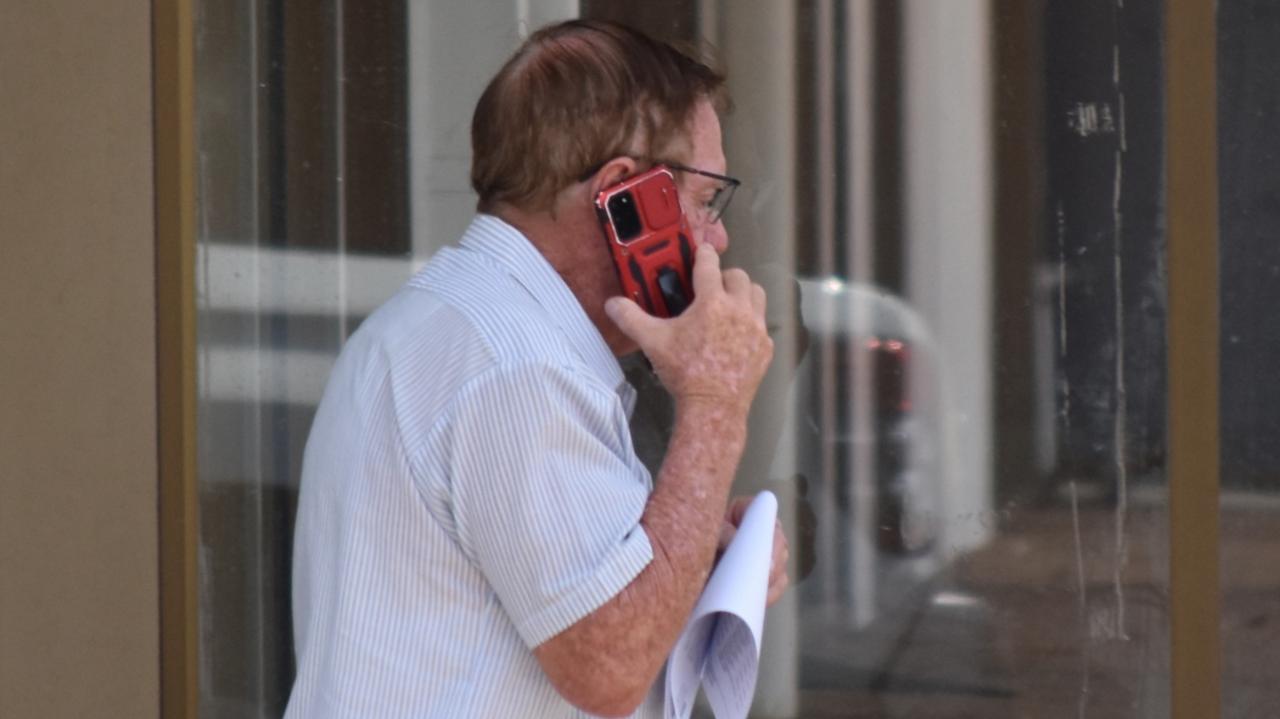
286;19;787;718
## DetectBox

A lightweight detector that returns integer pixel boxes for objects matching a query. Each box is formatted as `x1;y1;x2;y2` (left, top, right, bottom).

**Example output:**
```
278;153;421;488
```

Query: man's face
675;101;731;254
569;99;733;357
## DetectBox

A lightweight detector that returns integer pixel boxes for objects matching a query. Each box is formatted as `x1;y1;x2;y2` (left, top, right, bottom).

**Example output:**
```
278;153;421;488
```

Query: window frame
154;1;1225;716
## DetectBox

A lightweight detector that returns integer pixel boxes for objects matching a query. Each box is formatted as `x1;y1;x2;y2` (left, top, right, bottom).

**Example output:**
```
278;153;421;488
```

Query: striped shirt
286;215;663;718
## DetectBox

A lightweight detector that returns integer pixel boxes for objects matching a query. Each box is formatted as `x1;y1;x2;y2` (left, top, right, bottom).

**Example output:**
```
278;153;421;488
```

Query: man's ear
550;155;638;221
586;156;639;198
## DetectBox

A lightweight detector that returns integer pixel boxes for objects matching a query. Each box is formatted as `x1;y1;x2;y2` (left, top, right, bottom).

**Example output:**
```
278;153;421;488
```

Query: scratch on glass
1111;144;1131;643
1071;481;1090;718
1057;201;1072;429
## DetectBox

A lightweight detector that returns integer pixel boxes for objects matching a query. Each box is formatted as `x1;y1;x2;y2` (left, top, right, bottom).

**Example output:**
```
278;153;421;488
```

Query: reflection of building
194;1;996;710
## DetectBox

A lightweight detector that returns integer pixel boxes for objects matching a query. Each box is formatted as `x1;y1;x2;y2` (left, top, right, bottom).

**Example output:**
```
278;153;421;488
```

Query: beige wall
0;1;159;717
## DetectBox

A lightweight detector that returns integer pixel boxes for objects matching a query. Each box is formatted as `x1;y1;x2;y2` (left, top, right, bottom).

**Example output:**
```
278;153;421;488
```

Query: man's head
471;19;729;216
471;20;734;355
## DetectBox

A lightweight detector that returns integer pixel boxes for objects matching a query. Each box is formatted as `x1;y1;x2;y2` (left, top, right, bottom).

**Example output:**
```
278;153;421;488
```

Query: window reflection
187;1;1241;717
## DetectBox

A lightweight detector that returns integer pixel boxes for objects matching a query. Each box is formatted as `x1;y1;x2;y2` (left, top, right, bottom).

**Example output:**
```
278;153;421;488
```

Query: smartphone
594;165;695;318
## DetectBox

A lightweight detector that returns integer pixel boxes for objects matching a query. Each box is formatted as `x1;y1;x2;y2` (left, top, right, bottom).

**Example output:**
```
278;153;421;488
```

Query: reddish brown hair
471;20;728;213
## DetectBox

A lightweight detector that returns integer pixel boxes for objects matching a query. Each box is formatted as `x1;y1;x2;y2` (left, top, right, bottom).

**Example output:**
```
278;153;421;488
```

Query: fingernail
603;298;620;319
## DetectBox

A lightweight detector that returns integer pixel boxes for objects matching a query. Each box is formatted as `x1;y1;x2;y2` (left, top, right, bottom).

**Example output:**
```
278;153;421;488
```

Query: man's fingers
723;268;751;297
718;521;737;552
691;242;723;297
773;522;789;566
767;527;790;609
725;495;753;526
604;297;660;344
766;571;791;607
750;283;767;317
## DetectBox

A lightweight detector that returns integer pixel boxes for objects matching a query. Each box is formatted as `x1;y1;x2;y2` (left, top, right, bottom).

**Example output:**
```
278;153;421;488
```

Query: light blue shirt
286;215;662;718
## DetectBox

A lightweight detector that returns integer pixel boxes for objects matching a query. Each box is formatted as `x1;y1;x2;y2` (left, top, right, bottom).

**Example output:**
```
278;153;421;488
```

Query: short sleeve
443;361;654;648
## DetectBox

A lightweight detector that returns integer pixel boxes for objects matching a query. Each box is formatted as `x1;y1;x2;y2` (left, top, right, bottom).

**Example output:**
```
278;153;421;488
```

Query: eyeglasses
661;161;741;226
579;159;742;225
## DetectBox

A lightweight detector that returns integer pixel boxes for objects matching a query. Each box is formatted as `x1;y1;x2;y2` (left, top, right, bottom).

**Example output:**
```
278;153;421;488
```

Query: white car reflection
773;277;961;627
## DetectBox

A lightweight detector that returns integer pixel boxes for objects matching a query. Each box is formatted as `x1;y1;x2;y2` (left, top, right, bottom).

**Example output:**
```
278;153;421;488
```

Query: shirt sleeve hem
517;526;654;648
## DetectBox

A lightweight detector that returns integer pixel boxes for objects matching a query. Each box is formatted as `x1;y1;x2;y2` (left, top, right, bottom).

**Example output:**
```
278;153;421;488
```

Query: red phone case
594;166;696;318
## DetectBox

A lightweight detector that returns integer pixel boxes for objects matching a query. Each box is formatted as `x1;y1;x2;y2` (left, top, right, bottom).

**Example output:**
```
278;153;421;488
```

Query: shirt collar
459;214;628;397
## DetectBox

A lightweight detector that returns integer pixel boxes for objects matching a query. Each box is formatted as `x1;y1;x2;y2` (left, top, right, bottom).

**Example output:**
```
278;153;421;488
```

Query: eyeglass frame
578;158;742;226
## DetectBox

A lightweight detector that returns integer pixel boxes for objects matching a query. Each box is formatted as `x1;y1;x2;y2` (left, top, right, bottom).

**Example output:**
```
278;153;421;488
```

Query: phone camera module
608;191;643;242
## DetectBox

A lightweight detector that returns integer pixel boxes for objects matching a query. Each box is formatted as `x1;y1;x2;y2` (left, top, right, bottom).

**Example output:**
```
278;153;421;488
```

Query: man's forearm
642;397;748;605
532;399;747;716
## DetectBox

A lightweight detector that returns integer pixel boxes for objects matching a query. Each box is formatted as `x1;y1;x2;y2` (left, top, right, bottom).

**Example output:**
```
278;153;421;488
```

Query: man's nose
704;219;730;254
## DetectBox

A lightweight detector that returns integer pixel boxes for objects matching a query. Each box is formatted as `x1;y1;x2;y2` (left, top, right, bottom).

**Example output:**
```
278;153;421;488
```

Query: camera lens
607;191;643;241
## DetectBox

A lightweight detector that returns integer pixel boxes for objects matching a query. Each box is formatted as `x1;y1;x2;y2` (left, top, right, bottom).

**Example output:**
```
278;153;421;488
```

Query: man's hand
535;246;776;717
719;495;791;607
605;243;774;416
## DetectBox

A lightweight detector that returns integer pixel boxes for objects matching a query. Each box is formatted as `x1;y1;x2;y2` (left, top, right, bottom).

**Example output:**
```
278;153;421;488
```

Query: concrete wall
0;1;159;716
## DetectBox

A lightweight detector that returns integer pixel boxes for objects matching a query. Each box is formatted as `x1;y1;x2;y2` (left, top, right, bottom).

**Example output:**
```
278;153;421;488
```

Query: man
286;19;787;718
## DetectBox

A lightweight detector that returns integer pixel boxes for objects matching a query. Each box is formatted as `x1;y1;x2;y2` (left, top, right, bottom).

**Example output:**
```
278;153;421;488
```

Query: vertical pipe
335;0;350;342
845;0;879;630
813;0;841;615
816;0;836;276
847;0;874;288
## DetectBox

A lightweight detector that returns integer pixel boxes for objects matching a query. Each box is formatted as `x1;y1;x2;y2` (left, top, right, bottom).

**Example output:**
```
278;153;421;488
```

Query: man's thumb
604;297;656;341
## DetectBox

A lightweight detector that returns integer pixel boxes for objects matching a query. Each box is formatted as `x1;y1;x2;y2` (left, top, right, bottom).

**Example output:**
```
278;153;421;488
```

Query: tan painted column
1166;0;1221;716
0;1;160;717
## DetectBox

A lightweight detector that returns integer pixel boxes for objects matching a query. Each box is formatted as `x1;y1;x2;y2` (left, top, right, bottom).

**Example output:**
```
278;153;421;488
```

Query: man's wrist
673;393;749;430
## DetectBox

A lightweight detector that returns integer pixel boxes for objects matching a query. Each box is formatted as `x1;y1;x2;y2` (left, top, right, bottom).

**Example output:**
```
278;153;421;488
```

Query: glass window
191;2;1280;717
194;1;415;713
1218;2;1280;715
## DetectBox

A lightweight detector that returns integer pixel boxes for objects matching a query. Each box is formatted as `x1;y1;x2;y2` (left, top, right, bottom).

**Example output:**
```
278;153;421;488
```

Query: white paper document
665;491;777;719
